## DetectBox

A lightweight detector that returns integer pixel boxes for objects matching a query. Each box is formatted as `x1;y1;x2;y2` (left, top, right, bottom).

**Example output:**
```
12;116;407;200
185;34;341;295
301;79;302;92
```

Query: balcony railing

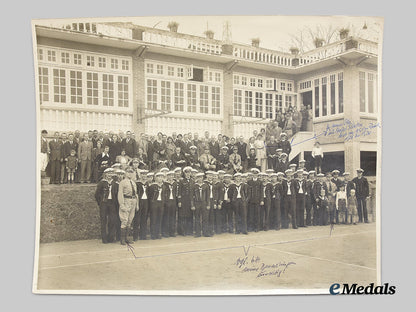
232;43;293;67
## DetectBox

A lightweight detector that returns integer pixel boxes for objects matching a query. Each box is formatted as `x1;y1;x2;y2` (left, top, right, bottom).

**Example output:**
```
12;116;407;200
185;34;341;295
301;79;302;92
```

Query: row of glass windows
233;89;293;119
146;62;222;83
233;74;293;91
146;79;221;115
359;71;378;114
38;67;129;108
313;73;344;118
38;48;130;71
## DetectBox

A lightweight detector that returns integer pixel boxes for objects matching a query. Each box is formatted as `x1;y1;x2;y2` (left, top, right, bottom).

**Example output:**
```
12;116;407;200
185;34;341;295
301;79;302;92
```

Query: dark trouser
260;200;271;230
314;155;322;173
283;195;297;229
194;202;203;236
233;199;247;234
222;201;234;233
200;202;212;236
270;198;281;230
150;200;164;239
162;199;177;237
99;201;113;243
267;157;275;170
305;195;312;226
296;194;305;227
312;199;319;225
183;204;193;236
60;162;67;183
135;199;148;240
320;207;328;225
50;159;61;183
114;203;120;241
357;197;368;222
248;202;261;232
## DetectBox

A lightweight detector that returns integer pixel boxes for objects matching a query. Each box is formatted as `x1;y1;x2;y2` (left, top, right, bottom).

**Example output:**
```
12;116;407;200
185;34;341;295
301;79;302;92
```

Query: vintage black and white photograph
32;15;383;295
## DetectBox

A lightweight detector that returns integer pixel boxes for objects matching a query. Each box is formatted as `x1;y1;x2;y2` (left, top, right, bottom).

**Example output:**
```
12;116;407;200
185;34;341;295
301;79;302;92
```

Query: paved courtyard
34;222;378;295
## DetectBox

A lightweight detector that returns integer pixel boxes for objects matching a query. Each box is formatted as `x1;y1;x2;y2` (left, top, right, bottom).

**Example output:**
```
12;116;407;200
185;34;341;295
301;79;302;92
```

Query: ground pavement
34;222;377;294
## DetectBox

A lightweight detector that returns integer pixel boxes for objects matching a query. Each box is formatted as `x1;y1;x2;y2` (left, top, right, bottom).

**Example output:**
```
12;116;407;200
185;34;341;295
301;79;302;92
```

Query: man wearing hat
342;172;355;198
230;173;248;234
173;167;182;182
282;169;298;229
193;172;208;237
352;169;370;223
148;172;165;239
217;146;231;173
111;169;124;241
95;168;116;243
331;170;343;191
205;171;218;235
270;172;284;230
295;169;306;227
217;173;234;233
313;173;328;225
130;158;141;182
162;171;178;237
277;133;292;156
177;167;195;235
261;171;274;231
289;163;297;175
276;153;289;173
304;171;313;226
187;145;201;170
298;159;306;171
325;172;338;224
247;168;264;232
133;171;150;240
117;167;138;245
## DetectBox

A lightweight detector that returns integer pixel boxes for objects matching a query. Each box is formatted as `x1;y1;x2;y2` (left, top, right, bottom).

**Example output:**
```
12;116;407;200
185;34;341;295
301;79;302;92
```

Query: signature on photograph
234;248;296;278
292;119;381;146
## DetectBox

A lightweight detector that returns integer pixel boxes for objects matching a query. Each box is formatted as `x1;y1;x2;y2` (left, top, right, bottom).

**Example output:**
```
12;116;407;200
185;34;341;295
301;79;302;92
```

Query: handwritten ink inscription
235;255;296;278
322;119;381;142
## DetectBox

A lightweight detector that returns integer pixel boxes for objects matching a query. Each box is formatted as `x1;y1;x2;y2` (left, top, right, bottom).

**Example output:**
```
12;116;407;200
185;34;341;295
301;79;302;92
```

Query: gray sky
41;15;383;52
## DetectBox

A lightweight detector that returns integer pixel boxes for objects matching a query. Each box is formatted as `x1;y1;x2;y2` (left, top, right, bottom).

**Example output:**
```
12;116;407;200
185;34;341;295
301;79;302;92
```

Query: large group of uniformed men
40;127;370;245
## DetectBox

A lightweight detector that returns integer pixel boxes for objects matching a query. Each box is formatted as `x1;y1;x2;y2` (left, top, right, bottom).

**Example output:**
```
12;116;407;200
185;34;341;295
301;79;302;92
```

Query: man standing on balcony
352;168;370;223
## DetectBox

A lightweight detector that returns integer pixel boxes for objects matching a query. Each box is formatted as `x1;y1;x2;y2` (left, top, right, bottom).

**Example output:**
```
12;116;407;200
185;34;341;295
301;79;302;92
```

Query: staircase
288;131;315;162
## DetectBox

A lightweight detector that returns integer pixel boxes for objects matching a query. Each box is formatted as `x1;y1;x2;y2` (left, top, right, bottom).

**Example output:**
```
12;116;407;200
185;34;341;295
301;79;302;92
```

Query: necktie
299;180;303;194
157;186;162;201
237;185;241;198
224;186;228;200
209;184;213;198
142;185;147;199
129;179;136;196
287;181;291;195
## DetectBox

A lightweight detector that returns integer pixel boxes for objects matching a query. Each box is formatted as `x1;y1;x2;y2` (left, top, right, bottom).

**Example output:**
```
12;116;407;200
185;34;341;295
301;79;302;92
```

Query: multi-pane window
111;58;118;69
234;89;242;116
338;73;344;114
146;63;154;74
255;92;263;118
285;95;292;110
102;74;114;106
245;91;253;117
86;72;98;105
250;78;256;87
168;66;175;76
265;93;273;119
241;76;247;86
48;50;56;62
368;73;374;113
147;79;157;109
122;60;129;71
287;83;293;92
161;81;171;111
38;67;49;104
157;64;164;75
73;53;82;65
61;52;70;64
187;84;197;113
212;87;220;115
174;82;184;112
98;57;106;68
266;79;273;89
177;67;184;78
330;74;336;115
258;79;263;88
275;94;283;112
53;69;66;103
234;75;240;85
38;49;43;61
322;77;327;116
359;71;366;112
86;55;95;67
215;72;221;82
200;85;209;114
314;79;320;117
70;71;82;104
280;82;286;91
118;76;129;107
208;71;213;82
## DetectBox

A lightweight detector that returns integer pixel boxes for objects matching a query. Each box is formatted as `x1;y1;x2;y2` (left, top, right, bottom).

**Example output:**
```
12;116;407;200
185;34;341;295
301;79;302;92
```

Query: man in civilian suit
122;131;136;158
49;132;63;184
78;134;93;183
